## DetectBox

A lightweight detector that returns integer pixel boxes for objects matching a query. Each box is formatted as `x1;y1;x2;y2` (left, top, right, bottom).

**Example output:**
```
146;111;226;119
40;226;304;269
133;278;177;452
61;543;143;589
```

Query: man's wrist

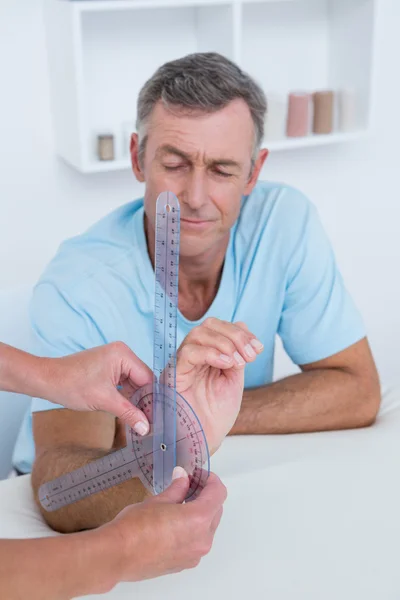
229;389;251;436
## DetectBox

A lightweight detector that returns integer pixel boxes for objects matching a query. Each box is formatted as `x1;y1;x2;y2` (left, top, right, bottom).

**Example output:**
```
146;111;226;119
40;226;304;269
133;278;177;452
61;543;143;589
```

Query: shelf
83;158;132;173
73;0;296;12
265;130;369;151
44;0;378;174
80;130;370;173
73;0;233;12
240;0;297;4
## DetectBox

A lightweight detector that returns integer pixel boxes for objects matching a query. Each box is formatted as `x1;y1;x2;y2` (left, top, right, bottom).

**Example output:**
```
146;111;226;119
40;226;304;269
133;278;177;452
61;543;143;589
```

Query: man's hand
40;342;153;436
174;318;264;454
102;468;227;584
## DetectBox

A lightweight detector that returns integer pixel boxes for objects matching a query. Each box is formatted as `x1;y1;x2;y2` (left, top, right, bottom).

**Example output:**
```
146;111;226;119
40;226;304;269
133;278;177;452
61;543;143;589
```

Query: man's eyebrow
156;145;191;161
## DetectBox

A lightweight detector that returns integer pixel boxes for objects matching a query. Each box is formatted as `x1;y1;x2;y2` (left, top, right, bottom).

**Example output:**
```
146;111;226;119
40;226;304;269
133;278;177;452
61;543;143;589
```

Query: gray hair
136;52;267;167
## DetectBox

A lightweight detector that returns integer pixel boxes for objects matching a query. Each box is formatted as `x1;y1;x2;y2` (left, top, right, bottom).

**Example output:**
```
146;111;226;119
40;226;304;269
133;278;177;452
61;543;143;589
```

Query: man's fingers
177;344;242;371
182;319;263;365
202;317;264;361
106;391;150;436
182;329;246;367
234;321;250;333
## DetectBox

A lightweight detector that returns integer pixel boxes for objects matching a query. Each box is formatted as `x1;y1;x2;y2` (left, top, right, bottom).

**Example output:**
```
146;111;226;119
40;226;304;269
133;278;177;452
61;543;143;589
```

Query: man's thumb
155;467;190;504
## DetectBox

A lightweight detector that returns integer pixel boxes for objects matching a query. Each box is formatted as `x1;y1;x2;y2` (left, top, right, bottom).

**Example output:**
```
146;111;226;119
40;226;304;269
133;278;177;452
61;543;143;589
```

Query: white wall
0;0;399;385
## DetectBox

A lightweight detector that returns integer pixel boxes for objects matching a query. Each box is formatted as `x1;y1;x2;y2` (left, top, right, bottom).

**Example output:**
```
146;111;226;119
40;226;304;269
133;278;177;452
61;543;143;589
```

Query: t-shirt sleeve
277;200;366;365
29;282;107;413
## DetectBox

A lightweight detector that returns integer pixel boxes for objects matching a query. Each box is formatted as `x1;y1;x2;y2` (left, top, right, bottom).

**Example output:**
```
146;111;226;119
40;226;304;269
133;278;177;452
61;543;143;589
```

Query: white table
2;384;400;599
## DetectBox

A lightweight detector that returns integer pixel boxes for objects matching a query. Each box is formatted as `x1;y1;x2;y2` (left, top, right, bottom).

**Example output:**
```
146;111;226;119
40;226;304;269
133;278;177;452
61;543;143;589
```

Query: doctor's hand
39;343;153;436
101;467;227;585
174;318;264;454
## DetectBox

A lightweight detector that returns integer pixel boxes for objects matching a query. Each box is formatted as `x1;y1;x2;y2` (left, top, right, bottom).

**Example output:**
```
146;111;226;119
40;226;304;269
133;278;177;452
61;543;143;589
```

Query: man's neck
144;214;228;320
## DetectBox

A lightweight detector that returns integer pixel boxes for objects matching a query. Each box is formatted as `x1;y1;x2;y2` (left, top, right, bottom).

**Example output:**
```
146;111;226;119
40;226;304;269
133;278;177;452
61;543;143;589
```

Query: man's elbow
353;377;381;428
31;448;150;534
31;448;99;534
31;453;73;534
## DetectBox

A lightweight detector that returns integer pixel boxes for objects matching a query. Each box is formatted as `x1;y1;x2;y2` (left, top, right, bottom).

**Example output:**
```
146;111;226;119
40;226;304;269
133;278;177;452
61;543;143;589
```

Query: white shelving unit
44;0;379;174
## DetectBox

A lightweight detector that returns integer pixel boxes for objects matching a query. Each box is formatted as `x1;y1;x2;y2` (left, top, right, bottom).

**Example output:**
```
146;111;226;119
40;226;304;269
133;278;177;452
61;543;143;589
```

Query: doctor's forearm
0;528;119;600
230;368;380;435
0;342;48;397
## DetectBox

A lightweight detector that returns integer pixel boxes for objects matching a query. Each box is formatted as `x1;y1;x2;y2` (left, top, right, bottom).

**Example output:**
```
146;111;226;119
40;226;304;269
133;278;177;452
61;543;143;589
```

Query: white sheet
2;383;400;599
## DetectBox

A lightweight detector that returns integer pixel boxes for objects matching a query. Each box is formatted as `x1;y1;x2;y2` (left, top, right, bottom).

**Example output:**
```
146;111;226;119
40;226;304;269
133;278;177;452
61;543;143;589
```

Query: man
12;52;380;534
0;340;231;598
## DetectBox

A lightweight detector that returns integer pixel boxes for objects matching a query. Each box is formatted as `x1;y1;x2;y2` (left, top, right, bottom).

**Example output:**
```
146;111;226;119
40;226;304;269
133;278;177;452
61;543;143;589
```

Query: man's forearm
32;447;150;533
0;528;120;600
230;368;380;435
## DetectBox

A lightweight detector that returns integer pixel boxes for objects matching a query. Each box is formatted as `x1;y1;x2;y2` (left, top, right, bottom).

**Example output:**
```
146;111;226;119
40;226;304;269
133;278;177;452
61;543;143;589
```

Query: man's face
131;99;267;257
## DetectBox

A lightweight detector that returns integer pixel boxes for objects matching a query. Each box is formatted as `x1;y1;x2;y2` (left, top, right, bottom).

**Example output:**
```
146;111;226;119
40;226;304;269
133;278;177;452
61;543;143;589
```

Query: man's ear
130;133;145;183
244;148;269;195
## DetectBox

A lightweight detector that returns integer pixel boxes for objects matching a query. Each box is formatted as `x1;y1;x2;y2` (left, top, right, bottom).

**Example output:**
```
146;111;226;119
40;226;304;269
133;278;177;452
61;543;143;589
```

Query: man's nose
183;170;208;211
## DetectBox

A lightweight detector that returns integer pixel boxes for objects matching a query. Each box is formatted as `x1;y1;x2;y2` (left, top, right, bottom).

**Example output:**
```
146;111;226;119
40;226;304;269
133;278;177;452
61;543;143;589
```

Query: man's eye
215;170;232;178
164;165;183;171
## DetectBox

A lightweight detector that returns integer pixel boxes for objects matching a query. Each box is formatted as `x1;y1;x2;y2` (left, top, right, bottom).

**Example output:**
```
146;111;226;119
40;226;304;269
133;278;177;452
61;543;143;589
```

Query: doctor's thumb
152;467;190;504
107;391;150;437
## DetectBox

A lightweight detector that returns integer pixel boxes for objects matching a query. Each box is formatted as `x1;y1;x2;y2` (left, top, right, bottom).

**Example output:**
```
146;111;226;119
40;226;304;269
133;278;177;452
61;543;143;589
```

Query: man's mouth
180;218;214;229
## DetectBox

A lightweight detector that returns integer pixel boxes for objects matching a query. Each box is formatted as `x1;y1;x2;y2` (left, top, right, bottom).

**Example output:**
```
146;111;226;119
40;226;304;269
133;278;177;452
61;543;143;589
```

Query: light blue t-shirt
12;181;366;473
